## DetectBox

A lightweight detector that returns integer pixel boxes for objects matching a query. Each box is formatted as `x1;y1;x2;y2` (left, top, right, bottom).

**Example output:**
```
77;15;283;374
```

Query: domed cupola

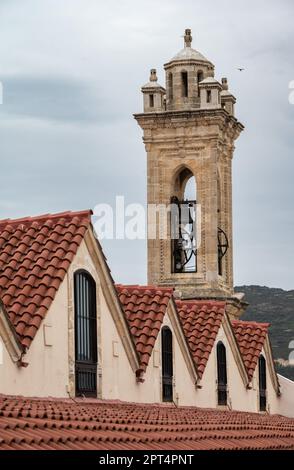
164;29;215;111
141;69;166;113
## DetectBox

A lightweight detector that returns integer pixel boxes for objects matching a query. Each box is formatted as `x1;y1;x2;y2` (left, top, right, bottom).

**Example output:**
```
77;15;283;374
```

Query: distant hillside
235;286;294;381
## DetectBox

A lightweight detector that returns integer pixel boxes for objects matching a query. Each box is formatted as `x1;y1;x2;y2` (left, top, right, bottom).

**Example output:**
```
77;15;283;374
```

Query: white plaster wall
259;347;279;415
276;375;294;418
196;326;258;412
99;289;141;401
69;240;141;401
101;299;198;405
160;314;198;406
0;277;69;397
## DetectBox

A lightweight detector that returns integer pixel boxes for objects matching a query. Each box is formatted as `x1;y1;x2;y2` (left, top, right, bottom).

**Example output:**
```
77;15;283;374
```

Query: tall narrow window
181;71;188;97
217;342;228;405
259;355;267;412
168;73;173;100
197;71;204;97
74;271;97;397
161;327;173;402
149;94;154;108
207;90;212;103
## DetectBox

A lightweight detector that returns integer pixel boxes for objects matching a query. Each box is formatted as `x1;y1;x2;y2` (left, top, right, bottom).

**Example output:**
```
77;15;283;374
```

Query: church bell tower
134;29;244;303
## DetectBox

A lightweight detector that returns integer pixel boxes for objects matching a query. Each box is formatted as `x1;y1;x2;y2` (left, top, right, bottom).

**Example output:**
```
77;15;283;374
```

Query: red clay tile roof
232;320;269;380
176;300;226;379
0;210;91;349
0;395;294;450
116;285;173;372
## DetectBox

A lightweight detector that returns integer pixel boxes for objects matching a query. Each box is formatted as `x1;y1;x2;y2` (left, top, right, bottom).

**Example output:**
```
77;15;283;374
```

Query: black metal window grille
161;327;173;402
217;342;228;406
74;271;97;397
259;355;267;412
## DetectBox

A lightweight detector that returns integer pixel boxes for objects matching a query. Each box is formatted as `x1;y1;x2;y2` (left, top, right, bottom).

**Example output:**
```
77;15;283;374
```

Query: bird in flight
237;67;245;71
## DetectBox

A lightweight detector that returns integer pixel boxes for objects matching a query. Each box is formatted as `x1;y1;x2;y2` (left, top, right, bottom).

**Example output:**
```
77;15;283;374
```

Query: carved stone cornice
134;109;244;135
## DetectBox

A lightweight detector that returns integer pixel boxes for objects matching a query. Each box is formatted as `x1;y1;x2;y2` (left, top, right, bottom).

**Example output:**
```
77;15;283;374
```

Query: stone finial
222;77;229;90
184;28;192;48
150;69;158;82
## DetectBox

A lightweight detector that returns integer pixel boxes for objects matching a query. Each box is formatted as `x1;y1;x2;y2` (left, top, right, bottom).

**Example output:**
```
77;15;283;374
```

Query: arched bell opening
171;167;197;274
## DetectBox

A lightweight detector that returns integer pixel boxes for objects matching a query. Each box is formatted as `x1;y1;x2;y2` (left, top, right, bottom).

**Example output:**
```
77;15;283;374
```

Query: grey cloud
0;76;127;124
0;0;293;289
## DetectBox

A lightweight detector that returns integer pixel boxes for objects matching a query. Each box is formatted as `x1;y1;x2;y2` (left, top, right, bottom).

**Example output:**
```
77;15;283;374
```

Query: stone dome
171;47;210;63
166;29;213;66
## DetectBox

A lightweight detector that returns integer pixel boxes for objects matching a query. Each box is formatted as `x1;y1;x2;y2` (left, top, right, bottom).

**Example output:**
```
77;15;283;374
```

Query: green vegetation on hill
235;285;294;381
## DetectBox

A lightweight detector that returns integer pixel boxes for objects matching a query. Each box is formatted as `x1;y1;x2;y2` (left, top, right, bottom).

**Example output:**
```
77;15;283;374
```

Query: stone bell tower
134;29;245;309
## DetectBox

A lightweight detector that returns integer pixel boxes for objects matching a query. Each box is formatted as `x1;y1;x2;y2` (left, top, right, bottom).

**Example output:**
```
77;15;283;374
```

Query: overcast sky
0;0;293;289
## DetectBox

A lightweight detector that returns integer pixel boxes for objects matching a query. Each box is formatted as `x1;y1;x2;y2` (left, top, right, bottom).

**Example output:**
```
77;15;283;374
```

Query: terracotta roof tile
0;395;293;450
0;210;91;349
176;300;226;378
232;320;269;380
116;285;173;372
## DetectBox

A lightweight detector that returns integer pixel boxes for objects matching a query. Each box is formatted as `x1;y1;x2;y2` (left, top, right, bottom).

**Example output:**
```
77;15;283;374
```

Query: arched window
171;167;197;273
259;355;267;412
161;327;173;402
217;342;228;405
181;71;188;97
149;94;154;108
168;72;173;100
74;271;97;397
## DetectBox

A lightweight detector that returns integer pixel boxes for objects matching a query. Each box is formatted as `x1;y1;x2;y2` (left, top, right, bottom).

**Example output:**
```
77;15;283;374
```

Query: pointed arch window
161;327;173;402
259;355;267;412
74;270;97;397
217;342;228;405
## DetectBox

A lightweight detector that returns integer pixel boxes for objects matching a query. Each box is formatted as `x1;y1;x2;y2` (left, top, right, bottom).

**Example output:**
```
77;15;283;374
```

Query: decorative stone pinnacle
150;69;158;82
184;28;192;48
222;77;229;90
